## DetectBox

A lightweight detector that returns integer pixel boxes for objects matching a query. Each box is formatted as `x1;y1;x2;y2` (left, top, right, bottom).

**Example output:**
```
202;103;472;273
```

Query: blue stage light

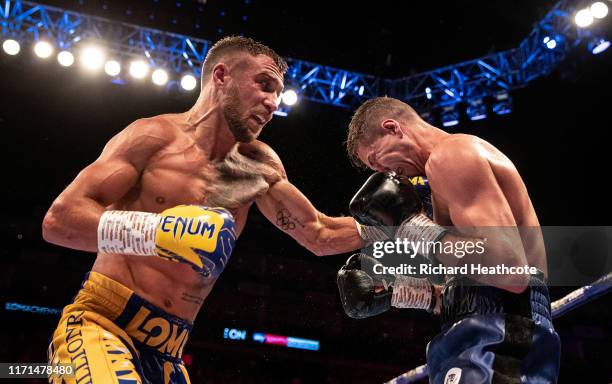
492;91;512;115
441;105;459;127
589;38;610;54
467;98;487;121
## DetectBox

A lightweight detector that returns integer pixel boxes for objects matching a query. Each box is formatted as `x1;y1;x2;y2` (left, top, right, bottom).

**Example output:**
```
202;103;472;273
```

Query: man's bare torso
92;113;283;321
426;134;547;275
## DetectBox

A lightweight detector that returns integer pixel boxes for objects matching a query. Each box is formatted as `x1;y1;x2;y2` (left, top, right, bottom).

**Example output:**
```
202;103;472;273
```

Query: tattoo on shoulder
276;207;304;231
181;292;204;305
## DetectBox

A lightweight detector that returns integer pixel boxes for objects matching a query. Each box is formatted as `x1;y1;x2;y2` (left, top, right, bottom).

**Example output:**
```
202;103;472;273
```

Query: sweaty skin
358;119;545;292
43;54;362;322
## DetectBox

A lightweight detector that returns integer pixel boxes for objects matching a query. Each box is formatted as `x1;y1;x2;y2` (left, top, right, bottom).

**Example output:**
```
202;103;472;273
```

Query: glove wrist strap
355;221;388;243
391;275;434;311
98;210;161;256
396;213;447;260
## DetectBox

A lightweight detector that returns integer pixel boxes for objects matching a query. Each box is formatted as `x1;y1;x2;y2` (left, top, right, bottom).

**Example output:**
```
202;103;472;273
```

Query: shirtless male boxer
41;36;376;384
336;97;561;383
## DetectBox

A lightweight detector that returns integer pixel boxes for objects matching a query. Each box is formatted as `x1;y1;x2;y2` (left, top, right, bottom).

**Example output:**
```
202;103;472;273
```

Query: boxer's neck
186;87;237;161
405;122;449;172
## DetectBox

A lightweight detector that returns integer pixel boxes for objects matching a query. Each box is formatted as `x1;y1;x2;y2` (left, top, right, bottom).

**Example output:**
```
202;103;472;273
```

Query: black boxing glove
349;171;447;261
336;253;436;319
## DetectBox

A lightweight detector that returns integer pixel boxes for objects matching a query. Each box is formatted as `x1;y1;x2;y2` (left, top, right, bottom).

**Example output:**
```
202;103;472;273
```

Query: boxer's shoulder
100;116;176;168
238;140;287;178
113;115;177;152
427;135;488;172
129;115;177;137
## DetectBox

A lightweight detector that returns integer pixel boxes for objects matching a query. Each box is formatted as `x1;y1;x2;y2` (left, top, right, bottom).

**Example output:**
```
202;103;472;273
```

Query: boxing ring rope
384;272;612;384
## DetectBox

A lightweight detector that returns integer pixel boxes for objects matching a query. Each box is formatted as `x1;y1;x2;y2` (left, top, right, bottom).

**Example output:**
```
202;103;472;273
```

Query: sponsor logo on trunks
63;310;93;384
100;331;140;383
55;310;140;384
444;367;462;384
126;306;189;359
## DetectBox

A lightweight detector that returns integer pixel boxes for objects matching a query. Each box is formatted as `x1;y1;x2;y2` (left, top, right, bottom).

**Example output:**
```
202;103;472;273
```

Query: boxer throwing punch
42;36;367;384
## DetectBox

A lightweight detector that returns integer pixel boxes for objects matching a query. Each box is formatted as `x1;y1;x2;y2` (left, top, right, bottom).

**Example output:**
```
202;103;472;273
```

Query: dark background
1;0;611;383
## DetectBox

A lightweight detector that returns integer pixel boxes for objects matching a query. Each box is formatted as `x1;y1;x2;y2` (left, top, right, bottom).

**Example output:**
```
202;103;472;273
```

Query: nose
263;95;278;114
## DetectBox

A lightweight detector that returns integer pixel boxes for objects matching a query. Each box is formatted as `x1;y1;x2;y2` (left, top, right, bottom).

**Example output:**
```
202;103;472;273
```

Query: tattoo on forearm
276;207;304;231
181;292;204;305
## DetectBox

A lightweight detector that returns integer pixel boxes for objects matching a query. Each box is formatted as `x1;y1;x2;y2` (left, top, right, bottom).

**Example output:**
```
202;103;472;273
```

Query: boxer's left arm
254;146;362;256
427;148;529;292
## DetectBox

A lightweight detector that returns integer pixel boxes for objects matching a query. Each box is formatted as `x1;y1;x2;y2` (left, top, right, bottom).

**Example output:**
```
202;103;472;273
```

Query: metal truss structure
1;0;210;90
0;0;600;111
392;0;593;112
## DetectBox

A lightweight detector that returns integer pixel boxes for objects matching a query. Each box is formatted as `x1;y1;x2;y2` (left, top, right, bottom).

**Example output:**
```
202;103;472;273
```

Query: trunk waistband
76;271;192;362
440;271;553;330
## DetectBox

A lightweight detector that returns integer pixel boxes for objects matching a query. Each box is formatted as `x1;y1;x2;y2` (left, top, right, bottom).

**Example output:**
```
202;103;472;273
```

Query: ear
381;119;402;137
212;63;229;88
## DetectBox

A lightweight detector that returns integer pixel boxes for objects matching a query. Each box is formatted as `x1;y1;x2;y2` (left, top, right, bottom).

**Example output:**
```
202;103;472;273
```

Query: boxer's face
356;124;420;176
222;54;283;142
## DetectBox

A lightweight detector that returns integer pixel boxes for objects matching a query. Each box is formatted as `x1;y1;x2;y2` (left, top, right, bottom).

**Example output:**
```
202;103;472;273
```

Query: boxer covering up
342;171;560;383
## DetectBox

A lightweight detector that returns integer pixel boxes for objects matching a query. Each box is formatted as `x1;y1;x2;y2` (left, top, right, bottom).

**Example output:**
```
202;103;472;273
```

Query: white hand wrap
395;213;446;260
355;221;389;243
97;210;162;256
391;275;434;311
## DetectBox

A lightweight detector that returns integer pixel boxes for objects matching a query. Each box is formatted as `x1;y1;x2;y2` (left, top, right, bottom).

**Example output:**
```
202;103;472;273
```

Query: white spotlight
81;47;104;70
34;41;53;58
575;8;594;27
151;69;169;85
104;60;121;76
281;89;298;106
590;2;608;19
2;39;20;55
57;51;74;67
180;74;197;91
546;39;557;49
589;37;611;54
129;60;149;79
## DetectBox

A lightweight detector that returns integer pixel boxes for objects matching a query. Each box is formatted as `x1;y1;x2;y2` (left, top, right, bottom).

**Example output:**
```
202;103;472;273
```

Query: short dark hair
346;97;418;168
202;36;288;83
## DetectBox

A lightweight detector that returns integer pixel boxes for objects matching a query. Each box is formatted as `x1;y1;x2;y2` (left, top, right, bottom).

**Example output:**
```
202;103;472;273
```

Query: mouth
251;115;267;125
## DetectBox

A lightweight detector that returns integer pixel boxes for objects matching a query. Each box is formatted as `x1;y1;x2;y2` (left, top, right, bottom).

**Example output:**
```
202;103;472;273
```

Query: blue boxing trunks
426;272;560;384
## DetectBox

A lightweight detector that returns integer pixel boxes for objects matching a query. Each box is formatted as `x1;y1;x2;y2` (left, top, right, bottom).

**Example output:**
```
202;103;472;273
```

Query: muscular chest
135;143;280;225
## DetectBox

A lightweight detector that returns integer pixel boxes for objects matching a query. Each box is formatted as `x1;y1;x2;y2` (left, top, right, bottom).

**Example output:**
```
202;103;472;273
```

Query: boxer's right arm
42;118;170;252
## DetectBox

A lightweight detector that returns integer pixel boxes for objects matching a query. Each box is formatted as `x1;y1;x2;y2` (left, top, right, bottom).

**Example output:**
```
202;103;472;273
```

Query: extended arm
257;178;362;256
254;146;362;256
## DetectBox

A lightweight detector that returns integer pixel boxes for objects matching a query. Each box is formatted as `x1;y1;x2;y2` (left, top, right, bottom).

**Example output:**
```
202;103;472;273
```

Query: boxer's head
202;36;287;142
346;97;428;176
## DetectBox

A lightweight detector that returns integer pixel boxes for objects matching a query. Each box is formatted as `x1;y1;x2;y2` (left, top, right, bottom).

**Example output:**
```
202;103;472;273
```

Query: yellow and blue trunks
48;271;192;384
